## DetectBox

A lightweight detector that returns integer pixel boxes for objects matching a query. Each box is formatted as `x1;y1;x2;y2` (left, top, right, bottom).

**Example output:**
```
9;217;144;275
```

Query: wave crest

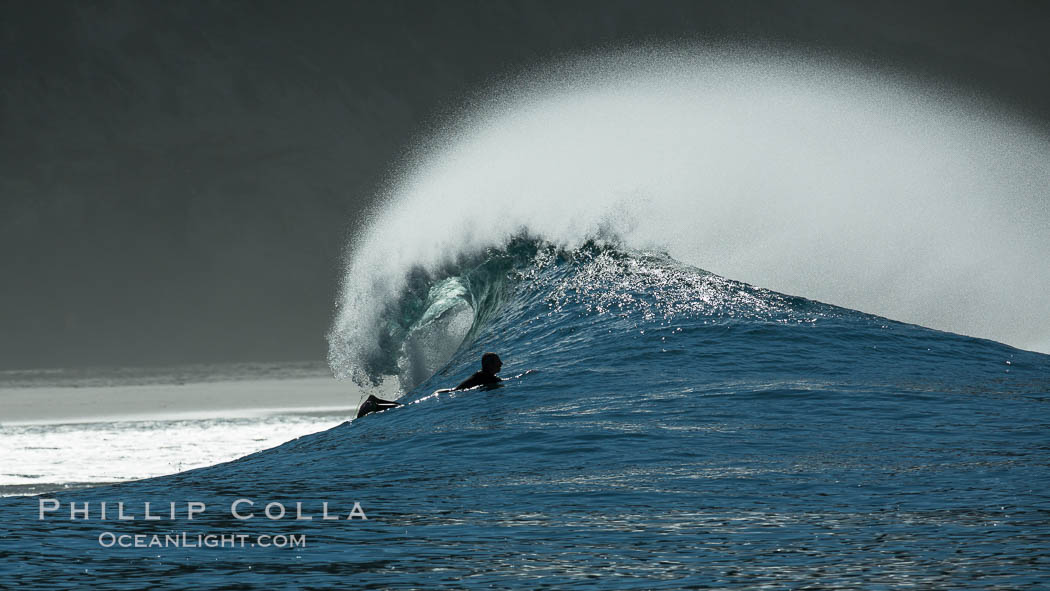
330;45;1050;383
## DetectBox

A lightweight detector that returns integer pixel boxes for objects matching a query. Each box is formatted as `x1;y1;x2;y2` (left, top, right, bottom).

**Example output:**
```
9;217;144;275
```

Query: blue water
2;239;1048;588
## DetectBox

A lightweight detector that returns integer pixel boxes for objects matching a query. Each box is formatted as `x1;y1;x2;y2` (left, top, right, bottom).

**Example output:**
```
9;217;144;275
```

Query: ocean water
5;47;1049;588
2;239;1048;589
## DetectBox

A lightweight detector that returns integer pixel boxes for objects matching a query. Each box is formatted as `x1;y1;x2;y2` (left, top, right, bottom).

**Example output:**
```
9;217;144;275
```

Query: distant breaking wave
329;45;1050;389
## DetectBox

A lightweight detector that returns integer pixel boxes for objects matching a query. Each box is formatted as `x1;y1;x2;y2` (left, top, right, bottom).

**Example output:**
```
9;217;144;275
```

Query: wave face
4;239;1050;588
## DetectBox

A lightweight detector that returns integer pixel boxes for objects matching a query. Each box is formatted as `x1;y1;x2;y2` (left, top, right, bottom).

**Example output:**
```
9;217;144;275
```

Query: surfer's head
481;352;502;375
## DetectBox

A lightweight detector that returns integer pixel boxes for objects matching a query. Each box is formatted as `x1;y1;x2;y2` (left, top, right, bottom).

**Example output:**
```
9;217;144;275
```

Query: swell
331;227;1050;400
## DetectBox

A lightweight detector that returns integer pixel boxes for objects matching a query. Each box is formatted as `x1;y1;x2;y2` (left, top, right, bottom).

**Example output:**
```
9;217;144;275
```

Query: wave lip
328;236;541;390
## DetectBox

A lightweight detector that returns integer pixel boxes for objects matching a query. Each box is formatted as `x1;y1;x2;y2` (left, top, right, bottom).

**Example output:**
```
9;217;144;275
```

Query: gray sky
2;0;1048;369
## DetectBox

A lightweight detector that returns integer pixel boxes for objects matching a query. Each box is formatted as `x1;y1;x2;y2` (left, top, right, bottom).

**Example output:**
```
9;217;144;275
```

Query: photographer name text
38;498;367;521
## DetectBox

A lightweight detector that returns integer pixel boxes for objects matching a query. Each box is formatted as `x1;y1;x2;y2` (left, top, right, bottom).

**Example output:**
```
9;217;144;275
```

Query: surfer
453;352;503;390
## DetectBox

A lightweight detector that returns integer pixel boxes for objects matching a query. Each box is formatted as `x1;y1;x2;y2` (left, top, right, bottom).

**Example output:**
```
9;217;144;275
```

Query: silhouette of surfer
453;352;503;390
355;353;505;419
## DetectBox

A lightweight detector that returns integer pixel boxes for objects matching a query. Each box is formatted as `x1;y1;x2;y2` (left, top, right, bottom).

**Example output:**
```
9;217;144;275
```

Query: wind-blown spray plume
330;47;1050;388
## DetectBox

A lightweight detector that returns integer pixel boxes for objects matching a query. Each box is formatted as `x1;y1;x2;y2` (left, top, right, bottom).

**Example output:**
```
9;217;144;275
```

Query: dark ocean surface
2;240;1048;589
